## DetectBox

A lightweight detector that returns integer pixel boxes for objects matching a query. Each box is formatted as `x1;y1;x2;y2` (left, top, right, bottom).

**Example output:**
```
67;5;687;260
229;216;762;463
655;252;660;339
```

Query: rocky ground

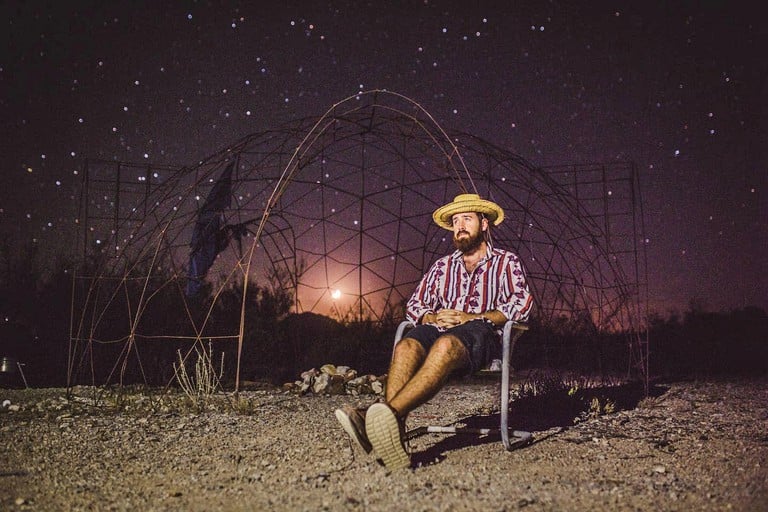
1;377;766;511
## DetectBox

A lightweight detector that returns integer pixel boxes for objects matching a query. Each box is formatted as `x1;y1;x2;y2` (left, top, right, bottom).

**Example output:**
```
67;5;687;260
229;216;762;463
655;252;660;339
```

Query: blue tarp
186;161;234;296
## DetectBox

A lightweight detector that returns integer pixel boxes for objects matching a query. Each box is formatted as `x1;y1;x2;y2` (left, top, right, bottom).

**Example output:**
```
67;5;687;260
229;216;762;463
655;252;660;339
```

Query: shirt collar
450;243;495;263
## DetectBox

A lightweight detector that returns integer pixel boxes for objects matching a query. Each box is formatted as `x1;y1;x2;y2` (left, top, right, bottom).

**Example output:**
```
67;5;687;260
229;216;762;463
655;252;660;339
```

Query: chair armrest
394;321;415;343
503;320;529;338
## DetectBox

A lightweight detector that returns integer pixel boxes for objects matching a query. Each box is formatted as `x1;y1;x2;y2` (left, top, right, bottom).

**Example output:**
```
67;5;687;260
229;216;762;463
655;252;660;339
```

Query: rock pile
283;364;386;396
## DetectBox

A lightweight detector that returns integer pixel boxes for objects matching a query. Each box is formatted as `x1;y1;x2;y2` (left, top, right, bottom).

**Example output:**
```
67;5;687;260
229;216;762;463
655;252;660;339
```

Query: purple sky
2;1;766;313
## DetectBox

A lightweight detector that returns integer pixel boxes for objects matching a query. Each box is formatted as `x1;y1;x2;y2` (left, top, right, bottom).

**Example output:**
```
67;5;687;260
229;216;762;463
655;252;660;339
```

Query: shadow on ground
411;381;668;467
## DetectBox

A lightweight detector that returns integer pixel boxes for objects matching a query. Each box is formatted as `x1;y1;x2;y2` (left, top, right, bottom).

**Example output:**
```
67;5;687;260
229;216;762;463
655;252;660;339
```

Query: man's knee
394;336;426;358
430;334;469;360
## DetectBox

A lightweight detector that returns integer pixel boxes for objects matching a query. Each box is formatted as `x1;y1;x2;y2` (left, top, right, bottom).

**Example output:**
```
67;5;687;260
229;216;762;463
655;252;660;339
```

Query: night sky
2;1;766;314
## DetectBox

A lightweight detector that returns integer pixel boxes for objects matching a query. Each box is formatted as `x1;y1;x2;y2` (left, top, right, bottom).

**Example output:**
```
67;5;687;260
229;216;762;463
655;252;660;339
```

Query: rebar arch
70;90;647;389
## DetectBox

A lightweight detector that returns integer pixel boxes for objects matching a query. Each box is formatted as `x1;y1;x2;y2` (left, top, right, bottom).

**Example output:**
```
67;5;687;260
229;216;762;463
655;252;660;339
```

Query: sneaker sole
365;403;410;470
335;408;372;454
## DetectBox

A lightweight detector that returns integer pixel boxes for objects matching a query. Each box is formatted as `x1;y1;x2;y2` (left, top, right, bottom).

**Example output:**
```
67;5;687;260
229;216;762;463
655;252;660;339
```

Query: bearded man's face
451;212;485;253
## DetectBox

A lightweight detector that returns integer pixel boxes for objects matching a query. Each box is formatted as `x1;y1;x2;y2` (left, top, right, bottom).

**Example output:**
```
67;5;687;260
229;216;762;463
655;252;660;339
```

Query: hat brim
432;198;504;230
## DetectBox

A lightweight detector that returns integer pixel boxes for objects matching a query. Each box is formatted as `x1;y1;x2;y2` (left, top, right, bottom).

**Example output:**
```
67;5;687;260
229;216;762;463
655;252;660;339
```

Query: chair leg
501;323;532;450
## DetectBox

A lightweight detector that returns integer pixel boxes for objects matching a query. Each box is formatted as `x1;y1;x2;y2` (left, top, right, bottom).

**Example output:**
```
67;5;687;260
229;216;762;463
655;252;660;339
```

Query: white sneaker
365;403;410;470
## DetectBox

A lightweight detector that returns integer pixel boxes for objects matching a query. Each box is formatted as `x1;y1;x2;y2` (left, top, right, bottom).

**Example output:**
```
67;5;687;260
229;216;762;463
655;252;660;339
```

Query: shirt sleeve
405;259;444;324
497;252;534;323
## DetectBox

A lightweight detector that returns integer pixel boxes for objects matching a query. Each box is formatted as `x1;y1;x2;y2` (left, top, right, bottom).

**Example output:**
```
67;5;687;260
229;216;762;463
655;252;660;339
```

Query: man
335;193;533;470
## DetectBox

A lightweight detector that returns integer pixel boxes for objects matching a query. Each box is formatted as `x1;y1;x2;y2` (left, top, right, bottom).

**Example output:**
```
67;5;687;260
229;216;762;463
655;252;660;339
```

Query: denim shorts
403;320;500;374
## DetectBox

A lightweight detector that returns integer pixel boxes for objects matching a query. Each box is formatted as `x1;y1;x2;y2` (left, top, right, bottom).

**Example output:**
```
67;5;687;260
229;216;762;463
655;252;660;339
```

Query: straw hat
432;193;504;230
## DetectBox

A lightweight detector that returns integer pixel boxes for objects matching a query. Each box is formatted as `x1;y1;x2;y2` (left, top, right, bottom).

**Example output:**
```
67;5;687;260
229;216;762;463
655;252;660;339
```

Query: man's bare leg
366;334;470;469
385;337;426;403
335;337;426;458
387;334;470;418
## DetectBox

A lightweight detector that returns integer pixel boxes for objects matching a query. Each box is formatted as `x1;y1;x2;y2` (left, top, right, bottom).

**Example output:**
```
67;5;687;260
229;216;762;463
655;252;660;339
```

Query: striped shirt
406;244;533;329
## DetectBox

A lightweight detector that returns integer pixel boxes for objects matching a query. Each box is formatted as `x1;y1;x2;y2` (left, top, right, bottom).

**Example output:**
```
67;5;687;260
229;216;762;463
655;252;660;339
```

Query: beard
453;229;485;253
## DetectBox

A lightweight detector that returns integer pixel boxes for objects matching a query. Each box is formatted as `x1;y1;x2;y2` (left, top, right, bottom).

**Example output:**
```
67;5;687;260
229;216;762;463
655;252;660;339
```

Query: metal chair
393;320;532;450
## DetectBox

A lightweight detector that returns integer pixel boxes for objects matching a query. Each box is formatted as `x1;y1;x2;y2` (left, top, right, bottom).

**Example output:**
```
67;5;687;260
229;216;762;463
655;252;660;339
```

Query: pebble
0;380;765;510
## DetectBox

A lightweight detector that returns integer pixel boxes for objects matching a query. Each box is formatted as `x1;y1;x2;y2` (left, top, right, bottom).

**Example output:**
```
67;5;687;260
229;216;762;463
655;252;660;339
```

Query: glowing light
331;289;342;300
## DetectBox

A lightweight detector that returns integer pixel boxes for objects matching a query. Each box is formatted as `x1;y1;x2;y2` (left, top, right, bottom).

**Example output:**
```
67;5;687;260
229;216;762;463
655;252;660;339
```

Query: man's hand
435;309;472;328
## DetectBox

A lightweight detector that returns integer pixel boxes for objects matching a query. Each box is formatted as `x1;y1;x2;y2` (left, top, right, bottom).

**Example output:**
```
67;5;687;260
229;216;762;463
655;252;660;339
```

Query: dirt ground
1;378;766;511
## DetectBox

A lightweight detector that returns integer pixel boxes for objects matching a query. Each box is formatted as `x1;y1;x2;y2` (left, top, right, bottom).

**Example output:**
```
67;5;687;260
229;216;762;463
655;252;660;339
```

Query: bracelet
478;316;495;327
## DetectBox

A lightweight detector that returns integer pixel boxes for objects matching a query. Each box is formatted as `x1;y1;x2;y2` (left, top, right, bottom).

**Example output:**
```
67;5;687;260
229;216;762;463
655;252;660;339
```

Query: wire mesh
70;90;648;389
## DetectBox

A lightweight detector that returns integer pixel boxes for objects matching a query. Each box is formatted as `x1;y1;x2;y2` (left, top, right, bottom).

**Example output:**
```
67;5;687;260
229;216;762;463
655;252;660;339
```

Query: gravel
1;379;766;511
